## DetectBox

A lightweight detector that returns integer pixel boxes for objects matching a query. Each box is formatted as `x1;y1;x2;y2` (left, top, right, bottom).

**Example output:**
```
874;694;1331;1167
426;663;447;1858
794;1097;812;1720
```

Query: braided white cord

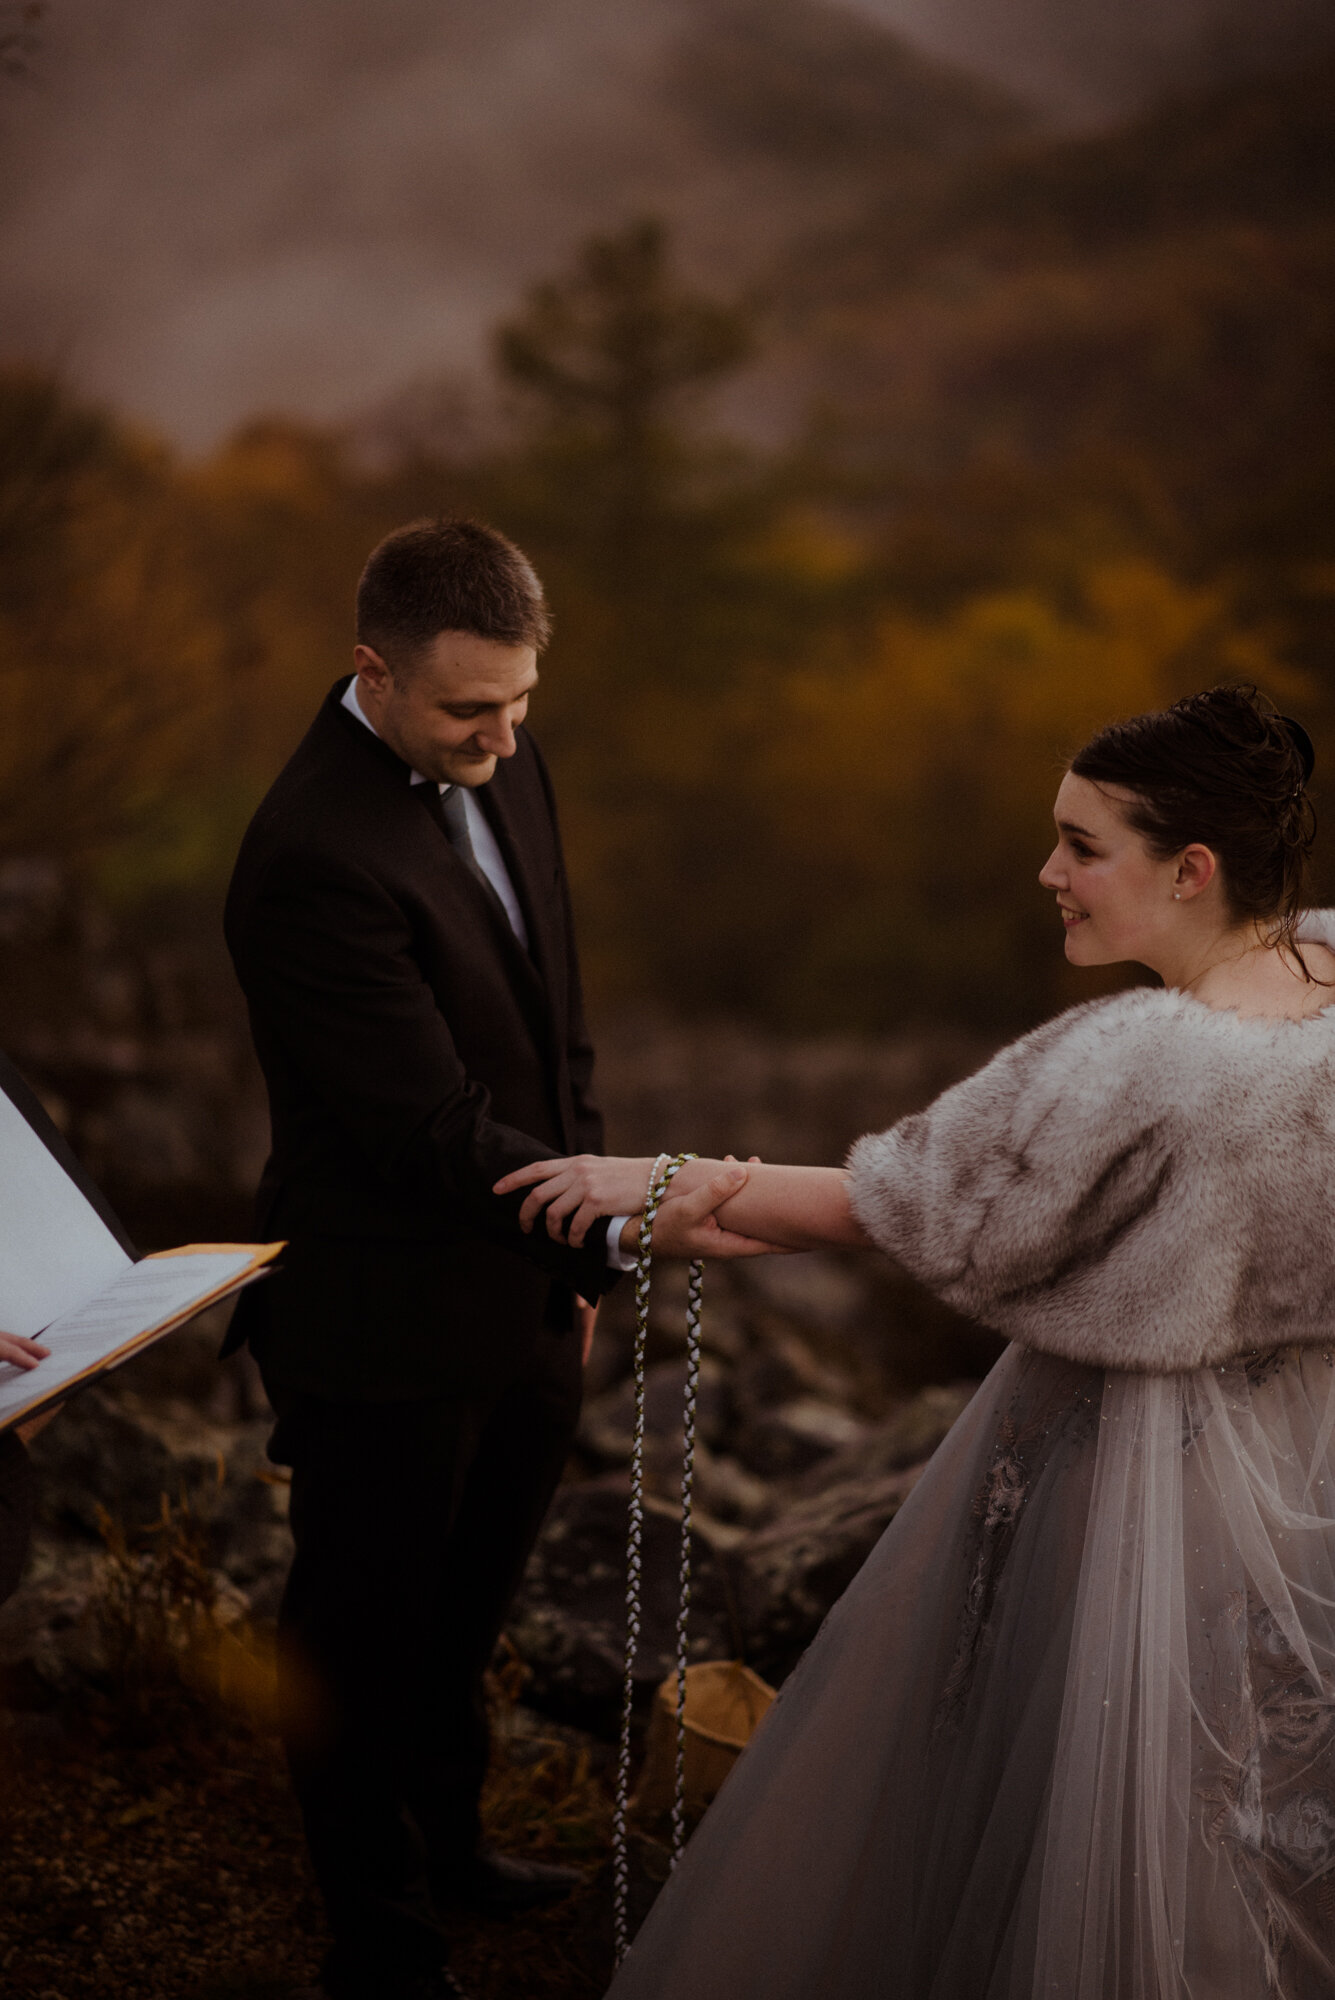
670;1251;704;1865
612;1151;679;1965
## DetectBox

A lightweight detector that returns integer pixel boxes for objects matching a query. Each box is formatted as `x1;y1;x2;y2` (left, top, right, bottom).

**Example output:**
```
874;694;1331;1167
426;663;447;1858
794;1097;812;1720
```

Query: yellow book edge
4;1241;286;1437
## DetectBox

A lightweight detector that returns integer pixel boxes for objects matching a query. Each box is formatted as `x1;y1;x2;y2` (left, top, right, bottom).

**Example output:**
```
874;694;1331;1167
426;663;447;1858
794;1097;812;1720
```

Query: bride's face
1038;772;1214;969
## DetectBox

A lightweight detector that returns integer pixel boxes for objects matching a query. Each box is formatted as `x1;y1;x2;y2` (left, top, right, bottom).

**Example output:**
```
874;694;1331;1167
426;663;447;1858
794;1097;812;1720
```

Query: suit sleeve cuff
605;1215;638;1272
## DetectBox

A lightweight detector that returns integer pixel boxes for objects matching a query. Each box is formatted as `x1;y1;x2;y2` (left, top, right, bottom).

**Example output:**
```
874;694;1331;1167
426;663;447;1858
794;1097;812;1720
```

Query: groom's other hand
495;1153;659;1244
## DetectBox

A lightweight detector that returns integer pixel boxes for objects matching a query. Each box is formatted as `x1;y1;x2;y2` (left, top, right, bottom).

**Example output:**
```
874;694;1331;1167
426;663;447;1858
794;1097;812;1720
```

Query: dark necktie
423;783;515;933
438;784;481;869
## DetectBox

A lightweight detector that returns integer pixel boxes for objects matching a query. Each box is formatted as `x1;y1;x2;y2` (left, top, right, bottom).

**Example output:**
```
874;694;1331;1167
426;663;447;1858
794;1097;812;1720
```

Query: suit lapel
328;686;565;1096
476;759;576;1139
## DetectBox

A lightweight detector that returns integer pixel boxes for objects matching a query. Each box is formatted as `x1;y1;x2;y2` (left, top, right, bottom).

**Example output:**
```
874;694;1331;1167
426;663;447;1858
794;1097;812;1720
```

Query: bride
498;685;1335;1999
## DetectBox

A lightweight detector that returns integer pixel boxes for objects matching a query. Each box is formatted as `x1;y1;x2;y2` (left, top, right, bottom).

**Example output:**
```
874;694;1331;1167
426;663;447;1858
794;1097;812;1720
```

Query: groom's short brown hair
356;517;552;665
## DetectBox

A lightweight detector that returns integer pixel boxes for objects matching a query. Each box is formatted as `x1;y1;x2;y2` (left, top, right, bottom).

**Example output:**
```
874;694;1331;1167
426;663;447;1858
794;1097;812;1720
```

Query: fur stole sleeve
846;917;1335;1374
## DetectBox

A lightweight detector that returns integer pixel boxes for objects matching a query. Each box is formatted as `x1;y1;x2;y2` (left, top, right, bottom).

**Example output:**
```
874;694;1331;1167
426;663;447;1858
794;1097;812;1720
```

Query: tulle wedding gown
609;1344;1335;1999
607;956;1335;2000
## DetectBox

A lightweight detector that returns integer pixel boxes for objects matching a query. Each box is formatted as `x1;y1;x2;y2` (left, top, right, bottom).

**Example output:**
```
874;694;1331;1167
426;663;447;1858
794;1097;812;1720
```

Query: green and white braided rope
670;1253;704;1864
611;1150;705;1966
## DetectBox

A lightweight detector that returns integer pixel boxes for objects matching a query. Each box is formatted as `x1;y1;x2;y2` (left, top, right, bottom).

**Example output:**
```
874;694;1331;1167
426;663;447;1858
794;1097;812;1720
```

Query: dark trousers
265;1327;582;1983
0;1432;34;1609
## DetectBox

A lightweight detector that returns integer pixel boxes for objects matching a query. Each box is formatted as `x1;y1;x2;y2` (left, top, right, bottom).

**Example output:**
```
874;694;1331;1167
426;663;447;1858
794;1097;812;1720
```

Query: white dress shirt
341;678;634;1272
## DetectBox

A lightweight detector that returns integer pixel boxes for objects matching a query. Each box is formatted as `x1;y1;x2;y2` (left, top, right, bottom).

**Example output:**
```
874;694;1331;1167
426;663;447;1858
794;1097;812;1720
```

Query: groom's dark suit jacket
223;678;619;1401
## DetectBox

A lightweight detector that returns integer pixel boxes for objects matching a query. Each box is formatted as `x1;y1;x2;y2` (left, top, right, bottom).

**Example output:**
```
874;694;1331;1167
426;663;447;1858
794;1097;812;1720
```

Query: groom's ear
353;644;393;694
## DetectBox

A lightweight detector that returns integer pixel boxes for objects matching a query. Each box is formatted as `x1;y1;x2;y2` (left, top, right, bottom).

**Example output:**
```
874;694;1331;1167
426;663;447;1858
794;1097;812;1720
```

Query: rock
731;1322;861;1421
25;1390;292;1615
28;1391;182;1535
733;1253;871;1333
1;1388;290;1703
0;1517;254;1699
735;1396;870;1478
696;1297;748;1364
0;1530;111;1692
791;1382;977;1495
736;1464;925;1682
578;1356;732;1467
507;1475;738;1733
691;1447;775;1529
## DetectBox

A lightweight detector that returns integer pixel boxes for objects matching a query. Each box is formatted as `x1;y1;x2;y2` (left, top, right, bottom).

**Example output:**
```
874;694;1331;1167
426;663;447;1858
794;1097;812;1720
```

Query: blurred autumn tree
494;216;752;625
0;371;224;867
756;564;1306;1025
454;218;877;1007
0;121;1329;1035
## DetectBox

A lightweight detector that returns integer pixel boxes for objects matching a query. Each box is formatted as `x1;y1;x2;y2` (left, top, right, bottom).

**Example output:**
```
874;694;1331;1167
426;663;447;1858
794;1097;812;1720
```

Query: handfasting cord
610;1152;667;1967
670;1252;704;1865
611;1151;705;1966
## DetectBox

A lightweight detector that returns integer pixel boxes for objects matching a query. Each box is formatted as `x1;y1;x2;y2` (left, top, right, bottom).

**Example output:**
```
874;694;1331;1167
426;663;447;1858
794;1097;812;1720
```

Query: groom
223;518;631;2000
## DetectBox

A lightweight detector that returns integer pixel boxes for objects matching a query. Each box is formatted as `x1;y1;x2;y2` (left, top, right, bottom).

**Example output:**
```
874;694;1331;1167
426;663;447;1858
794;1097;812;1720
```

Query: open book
0;1051;281;1432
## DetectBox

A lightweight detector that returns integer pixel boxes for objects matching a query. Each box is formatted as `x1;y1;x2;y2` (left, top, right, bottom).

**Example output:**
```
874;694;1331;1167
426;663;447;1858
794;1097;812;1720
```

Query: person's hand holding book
0;1332;48;1371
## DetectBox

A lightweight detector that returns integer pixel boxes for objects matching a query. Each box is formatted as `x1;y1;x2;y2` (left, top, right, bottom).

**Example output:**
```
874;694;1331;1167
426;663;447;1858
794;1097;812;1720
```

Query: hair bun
1279;715;1316;790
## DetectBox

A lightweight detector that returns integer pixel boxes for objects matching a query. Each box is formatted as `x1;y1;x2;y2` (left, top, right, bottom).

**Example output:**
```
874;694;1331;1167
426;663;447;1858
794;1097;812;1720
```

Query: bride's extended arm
647;1163;871;1257
493;1152;872;1257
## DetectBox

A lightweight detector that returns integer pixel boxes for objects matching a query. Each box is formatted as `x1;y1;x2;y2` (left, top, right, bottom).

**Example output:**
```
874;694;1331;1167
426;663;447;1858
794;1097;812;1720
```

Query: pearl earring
1173;892;1181;900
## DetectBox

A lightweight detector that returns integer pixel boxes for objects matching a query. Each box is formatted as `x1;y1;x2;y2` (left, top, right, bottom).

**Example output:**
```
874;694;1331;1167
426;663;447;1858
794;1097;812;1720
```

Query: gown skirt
605;1342;1335;2000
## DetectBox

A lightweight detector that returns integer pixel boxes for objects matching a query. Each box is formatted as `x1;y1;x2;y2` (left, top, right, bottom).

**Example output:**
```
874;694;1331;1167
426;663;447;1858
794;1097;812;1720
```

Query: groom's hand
494;1154;660;1245
495;1154;767;1248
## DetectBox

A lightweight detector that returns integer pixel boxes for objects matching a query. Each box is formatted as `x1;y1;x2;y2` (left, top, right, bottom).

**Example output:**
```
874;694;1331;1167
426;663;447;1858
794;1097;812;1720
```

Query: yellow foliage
773;562;1301;845
0;412;225;859
184;421;384;778
752;563;1308;1022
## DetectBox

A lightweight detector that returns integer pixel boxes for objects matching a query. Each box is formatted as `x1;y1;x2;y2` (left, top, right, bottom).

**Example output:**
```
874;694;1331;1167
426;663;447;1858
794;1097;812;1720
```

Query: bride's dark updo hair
1070;685;1318;970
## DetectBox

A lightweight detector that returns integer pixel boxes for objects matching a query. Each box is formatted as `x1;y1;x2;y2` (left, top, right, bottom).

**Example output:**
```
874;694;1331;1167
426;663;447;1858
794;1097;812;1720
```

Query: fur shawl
846;913;1335;1375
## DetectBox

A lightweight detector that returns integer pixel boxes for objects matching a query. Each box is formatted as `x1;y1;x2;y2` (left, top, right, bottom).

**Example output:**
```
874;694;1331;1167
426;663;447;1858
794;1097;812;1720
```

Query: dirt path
0;1702;617;2000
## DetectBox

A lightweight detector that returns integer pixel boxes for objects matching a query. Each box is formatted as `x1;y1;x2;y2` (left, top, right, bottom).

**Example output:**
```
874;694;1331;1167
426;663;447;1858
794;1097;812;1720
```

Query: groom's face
353;630;539;787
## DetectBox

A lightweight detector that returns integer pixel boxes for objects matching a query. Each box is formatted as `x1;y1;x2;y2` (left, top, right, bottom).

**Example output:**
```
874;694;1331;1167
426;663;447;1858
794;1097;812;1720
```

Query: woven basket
633;1659;776;1822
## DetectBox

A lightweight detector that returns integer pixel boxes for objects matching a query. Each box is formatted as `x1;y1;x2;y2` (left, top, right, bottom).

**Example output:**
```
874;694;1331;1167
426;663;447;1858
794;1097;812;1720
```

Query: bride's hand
493;1154;662;1245
648;1165;790;1260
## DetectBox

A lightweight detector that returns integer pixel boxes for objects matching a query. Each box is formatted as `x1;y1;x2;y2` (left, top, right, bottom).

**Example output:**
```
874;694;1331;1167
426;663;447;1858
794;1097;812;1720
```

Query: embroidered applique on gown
607;1341;1335;1999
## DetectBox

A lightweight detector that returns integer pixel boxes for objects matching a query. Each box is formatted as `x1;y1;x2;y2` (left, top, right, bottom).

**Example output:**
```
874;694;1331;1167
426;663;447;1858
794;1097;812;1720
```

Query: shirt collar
340;677;451;793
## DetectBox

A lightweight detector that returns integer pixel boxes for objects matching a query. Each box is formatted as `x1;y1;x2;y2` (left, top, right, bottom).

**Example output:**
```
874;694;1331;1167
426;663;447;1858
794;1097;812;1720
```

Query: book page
0;1248;258;1425
0;1087;132;1335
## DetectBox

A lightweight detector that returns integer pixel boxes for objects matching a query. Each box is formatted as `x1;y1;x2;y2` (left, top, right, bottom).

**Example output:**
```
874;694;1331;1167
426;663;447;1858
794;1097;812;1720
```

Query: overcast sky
0;0;1319;450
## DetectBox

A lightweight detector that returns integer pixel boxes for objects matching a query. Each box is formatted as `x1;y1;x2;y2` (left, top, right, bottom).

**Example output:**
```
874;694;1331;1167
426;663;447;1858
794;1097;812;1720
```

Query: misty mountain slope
0;0;1017;446
855;0;1335;125
742;52;1335;514
669;0;1023;172
801;51;1335;291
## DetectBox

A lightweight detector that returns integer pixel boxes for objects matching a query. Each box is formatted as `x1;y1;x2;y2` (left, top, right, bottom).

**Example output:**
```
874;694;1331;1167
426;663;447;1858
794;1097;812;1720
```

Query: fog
0;0;1323;447
853;0;1332;121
